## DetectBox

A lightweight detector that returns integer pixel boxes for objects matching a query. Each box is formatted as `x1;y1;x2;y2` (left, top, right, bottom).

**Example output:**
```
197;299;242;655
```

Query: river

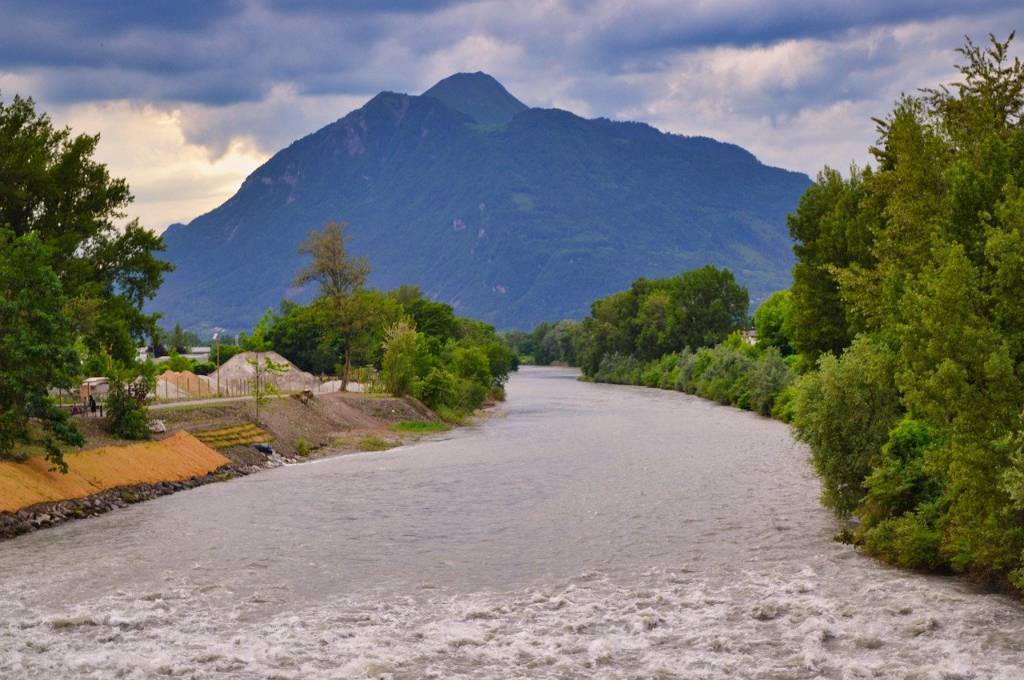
1;367;1022;678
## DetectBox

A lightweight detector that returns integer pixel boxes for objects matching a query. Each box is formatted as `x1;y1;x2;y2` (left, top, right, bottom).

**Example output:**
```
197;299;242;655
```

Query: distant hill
151;72;811;332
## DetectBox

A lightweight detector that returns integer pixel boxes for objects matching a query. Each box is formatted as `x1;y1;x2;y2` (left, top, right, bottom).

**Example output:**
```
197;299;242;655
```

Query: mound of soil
156;370;215;398
211;351;321;393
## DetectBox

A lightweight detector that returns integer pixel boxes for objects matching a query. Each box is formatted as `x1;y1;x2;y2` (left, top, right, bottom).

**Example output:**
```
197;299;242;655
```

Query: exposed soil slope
0;431;229;513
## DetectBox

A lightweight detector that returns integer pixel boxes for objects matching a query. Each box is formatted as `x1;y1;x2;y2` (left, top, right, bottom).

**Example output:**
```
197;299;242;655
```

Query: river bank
0;390;455;541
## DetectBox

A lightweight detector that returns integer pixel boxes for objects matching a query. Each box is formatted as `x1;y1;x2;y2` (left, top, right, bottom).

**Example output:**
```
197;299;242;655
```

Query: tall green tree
0;94;172;361
1;95;169;469
295;220;372;388
0;229;83;470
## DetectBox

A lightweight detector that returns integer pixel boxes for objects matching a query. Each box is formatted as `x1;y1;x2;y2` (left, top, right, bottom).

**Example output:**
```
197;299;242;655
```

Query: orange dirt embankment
0;431;231;513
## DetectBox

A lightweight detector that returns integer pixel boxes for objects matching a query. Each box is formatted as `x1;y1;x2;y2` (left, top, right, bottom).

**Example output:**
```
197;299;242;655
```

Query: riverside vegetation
508;34;1024;594
0;94;514;474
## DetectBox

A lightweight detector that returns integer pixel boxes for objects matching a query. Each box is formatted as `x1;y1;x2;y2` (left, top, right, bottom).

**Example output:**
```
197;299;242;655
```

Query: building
79;377;109;401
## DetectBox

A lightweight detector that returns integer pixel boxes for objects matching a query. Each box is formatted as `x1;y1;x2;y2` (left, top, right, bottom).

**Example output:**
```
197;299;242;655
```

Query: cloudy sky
2;1;1022;232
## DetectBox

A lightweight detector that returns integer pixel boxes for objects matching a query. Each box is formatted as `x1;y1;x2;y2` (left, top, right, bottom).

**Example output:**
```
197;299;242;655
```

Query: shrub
674;348;698;392
791;336;902;517
452;345;492;386
747;347;795;416
770;384;798;422
594;353;641;384
295;437;311;457
695;342;753;405
166;350;192;372
861;500;946;570
193;361;216;376
105;372;154;440
417;367;458;410
455;378;488;412
381;320;419;397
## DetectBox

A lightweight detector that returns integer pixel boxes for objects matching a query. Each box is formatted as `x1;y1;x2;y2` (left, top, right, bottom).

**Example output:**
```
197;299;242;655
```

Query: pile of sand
156;370;215;399
211;351;322;392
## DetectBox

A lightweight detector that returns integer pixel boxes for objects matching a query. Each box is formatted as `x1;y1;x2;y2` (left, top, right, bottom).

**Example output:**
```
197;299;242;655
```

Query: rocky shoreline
0;458;279;542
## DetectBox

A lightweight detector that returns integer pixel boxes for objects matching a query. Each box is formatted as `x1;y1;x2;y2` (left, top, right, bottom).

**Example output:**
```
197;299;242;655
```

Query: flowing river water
1;367;1023;678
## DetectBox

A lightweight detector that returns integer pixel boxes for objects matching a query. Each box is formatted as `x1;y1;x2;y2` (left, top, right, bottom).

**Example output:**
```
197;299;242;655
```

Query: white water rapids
1;367;1022;678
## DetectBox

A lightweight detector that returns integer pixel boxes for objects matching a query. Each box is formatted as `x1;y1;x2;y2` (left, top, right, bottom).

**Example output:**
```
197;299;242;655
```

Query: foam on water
2;567;1023;679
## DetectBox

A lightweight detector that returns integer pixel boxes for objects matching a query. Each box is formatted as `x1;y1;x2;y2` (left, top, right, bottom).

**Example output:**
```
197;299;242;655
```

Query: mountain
152;73;811;333
422;71;527;125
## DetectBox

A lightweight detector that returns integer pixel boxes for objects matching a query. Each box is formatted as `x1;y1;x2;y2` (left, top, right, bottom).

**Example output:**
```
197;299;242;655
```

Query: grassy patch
358;435;395;452
193;424;270;449
390;421;450;433
434;406;467;425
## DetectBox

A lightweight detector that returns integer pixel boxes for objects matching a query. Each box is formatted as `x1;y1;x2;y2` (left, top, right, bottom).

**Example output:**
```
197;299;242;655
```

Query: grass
193;424;270;449
390;420;450;433
358;435;396;452
434;406;468;425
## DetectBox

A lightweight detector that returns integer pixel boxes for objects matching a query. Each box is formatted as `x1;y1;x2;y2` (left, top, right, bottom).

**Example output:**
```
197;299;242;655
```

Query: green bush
791;337;902;517
417;367;458;410
382;320;419;397
456;378;488;412
594;353;641;384
105;373;154;440
694;342;753;405
770;384;797;422
193;361;216;376
747;347;794;416
166;350;192;372
862;507;946;570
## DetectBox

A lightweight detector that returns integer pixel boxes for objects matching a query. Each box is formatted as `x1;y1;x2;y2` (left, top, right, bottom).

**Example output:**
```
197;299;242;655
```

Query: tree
668;265;749;351
786;167;877;361
786;34;1024;586
753;290;795;355
294;221;372;388
295;221;369;298
240;308;275;352
0;94;172;362
266;299;336;374
0;229;83;471
334;291;402;388
1;94;171;471
574;266;748;377
168;323;199;353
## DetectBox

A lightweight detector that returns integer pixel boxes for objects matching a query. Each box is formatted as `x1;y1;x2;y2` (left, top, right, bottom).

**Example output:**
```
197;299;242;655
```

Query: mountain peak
422;71;527;125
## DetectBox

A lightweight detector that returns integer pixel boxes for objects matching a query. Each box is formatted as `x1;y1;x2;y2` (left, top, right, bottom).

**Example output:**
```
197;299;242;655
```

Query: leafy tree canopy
0;95;169;468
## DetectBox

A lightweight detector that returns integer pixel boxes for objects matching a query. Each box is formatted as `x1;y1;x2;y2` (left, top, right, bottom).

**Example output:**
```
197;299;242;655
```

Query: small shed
740;329;758;346
79;377;109;401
